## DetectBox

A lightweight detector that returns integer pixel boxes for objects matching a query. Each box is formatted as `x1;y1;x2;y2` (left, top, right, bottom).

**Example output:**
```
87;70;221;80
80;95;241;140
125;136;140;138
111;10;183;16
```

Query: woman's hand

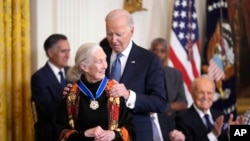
84;126;104;138
94;130;115;141
84;126;115;141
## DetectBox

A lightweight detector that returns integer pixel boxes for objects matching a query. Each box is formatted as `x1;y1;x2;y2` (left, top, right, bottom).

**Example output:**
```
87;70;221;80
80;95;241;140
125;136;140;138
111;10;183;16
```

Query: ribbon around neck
77;77;108;100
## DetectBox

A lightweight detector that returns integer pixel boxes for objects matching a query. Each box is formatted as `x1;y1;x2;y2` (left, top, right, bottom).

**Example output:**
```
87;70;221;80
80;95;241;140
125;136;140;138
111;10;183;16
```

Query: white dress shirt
48;61;65;83
110;40;136;109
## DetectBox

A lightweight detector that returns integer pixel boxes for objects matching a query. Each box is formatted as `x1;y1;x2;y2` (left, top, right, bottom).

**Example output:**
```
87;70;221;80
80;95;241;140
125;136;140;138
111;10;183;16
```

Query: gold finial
123;0;147;13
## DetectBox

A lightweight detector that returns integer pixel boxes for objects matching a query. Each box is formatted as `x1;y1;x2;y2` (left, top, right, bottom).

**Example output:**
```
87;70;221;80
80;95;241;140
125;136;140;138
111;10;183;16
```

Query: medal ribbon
77;77;108;100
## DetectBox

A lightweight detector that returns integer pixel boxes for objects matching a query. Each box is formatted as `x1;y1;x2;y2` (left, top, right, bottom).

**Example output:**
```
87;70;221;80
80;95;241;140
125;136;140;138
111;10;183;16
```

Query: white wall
30;0;206;73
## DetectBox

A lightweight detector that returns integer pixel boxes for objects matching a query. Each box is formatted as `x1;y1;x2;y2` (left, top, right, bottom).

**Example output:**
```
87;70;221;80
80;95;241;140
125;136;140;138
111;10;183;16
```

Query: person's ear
80;63;88;72
47;49;53;58
130;26;134;35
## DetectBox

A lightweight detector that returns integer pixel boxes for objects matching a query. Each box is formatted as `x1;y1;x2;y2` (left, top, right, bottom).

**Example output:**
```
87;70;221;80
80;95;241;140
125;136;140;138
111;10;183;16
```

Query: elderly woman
55;43;135;141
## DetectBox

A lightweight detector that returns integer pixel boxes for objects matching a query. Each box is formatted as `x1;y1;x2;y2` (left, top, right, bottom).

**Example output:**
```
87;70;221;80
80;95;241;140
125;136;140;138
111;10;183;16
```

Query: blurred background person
150;37;187;117
56;43;135;141
31;33;70;141
149;38;187;141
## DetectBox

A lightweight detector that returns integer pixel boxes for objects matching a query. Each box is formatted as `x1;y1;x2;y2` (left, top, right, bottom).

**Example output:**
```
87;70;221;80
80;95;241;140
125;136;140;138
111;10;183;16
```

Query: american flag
208;55;225;81
169;0;200;107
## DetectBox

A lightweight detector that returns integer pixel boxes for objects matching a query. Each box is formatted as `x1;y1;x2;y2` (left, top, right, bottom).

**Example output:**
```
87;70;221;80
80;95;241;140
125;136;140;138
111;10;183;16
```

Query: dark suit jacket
103;42;167;141
175;105;229;141
31;62;69;141
164;67;186;115
158;113;176;141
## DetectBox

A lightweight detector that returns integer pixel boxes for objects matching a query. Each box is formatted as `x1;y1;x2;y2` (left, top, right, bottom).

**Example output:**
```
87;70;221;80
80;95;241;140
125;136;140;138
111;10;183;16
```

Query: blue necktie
204;114;213;132
59;71;66;87
151;115;161;141
110;53;122;81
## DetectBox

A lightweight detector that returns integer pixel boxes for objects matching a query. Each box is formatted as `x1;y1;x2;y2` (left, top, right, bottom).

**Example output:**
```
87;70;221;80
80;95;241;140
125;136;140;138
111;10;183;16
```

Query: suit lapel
165;68;171;101
190;105;209;133
103;46;112;78
44;63;62;91
103;43;138;83
120;43;138;84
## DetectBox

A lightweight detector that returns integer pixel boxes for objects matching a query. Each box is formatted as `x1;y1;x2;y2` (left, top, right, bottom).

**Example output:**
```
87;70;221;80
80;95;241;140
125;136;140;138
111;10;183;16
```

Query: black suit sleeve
134;55;167;113
118;98;136;140
31;73;61;119
175;112;210;141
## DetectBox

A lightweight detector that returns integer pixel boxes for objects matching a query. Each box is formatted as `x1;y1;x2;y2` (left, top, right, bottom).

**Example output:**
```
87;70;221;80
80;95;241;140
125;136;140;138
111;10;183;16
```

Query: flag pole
219;0;225;54
187;0;193;61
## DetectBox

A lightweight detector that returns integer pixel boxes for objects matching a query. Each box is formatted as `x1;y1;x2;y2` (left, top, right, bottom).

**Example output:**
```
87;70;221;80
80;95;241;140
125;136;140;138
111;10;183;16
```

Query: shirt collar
48;61;65;75
111;40;133;57
193;104;212;118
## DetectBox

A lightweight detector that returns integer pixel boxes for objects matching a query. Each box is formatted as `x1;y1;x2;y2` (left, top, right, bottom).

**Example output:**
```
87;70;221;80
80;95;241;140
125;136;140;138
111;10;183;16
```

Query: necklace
77;77;108;110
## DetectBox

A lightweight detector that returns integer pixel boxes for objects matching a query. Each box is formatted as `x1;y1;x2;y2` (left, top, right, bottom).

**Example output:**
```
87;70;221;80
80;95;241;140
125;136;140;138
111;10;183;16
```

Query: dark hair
150;37;169;66
44;34;67;56
150;38;168;51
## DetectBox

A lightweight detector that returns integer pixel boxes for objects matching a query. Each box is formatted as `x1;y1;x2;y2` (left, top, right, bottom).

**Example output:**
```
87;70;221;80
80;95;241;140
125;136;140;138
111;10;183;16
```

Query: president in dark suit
31;34;70;141
175;75;243;141
102;9;167;141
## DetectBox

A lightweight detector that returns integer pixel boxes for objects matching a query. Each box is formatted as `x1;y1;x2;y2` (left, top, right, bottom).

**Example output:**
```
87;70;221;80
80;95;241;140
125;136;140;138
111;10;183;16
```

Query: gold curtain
0;0;34;141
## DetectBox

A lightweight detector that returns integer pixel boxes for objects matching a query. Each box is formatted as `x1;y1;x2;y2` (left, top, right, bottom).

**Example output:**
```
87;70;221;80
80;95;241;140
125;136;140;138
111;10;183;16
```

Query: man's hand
227;114;244;132
63;83;72;97
109;80;130;100
169;129;185;141
212;115;224;137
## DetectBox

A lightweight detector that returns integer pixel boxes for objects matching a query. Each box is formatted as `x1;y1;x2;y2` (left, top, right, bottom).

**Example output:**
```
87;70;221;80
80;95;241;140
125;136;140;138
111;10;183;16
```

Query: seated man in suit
175;75;244;141
31;34;70;141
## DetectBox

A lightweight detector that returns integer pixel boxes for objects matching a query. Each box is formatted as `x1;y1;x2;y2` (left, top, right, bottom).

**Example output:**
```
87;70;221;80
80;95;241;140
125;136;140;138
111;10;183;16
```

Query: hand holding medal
105;79;120;130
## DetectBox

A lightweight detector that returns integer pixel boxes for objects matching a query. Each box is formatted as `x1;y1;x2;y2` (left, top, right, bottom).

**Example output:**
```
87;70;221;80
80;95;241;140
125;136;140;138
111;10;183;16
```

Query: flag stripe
169;46;192;92
169;31;200;81
169;0;200;106
208;59;225;81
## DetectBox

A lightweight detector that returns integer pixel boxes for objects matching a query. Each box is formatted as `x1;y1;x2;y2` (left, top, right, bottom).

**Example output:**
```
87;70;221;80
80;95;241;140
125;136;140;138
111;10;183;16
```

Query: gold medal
90;100;99;110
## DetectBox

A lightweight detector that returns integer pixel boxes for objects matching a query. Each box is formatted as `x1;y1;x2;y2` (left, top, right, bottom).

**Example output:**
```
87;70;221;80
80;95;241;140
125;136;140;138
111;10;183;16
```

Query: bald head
191;75;215;113
191;75;215;93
